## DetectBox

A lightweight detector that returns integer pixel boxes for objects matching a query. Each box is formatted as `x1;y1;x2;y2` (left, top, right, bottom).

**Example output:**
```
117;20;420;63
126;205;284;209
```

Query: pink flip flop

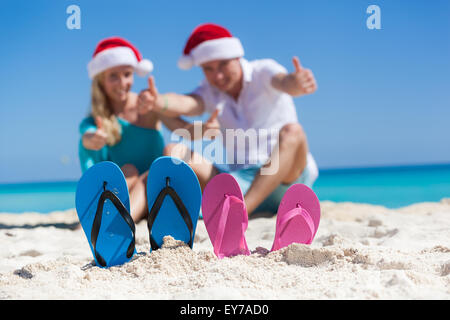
271;184;321;251
201;173;250;259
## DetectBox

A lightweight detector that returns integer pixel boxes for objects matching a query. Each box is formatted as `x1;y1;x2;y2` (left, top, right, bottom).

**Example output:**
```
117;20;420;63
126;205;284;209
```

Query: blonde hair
90;73;122;146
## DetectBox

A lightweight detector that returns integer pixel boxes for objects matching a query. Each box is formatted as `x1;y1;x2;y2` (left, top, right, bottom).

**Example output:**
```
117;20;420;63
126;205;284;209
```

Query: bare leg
244;123;309;214
163;143;219;191
121;164;148;222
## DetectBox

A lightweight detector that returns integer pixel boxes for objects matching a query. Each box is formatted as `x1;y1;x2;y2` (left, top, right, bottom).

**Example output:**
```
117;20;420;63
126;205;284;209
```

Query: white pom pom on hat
135;59;154;77
177;54;195;70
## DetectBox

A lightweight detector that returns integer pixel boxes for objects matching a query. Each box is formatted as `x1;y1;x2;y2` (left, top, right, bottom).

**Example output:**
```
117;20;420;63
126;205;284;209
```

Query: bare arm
158;115;201;140
159;109;220;141
155;93;205;117
271;57;317;97
137;76;205;117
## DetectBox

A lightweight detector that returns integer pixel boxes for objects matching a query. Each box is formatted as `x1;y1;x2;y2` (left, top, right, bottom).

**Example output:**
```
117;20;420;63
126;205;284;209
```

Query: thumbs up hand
138;76;159;115
289;56;317;96
203;109;221;140
82;116;108;150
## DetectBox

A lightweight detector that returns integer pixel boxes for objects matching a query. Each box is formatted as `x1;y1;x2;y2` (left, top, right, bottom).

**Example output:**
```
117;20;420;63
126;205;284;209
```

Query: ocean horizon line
318;161;450;174
1;161;450;186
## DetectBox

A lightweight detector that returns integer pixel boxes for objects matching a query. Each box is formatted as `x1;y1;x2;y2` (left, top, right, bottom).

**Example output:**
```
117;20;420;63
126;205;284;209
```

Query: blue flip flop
75;161;136;267
146;156;202;251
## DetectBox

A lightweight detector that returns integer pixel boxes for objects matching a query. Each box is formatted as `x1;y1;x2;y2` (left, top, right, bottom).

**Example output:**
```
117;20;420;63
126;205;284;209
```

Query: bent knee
121;164;139;178
280;123;306;146
163;143;177;156
163;143;188;158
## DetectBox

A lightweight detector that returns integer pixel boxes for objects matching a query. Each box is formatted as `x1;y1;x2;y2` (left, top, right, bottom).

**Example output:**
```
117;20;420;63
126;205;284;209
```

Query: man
138;23;319;215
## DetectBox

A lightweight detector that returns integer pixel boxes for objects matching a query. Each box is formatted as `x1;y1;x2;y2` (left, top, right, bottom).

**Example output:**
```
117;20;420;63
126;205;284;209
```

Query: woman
79;37;172;222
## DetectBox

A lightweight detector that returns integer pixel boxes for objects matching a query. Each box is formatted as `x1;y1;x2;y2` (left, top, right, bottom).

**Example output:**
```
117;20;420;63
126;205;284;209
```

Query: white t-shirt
192;58;299;171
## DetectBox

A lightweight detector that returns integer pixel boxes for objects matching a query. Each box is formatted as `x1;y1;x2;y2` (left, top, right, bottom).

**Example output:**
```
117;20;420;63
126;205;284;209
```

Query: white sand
1;200;449;300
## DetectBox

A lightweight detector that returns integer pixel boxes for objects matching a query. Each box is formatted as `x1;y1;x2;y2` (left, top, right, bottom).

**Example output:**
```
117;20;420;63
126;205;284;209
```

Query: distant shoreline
319;162;450;174
1;161;450;186
1;162;449;213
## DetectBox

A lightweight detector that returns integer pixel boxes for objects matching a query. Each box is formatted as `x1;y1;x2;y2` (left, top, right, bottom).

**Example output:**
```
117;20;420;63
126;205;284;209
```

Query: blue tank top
78;117;164;174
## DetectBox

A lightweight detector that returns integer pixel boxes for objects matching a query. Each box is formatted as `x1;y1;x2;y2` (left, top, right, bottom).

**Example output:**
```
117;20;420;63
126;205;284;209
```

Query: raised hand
290;56;317;96
82;116;108;150
203;109;221;140
138;76;159;114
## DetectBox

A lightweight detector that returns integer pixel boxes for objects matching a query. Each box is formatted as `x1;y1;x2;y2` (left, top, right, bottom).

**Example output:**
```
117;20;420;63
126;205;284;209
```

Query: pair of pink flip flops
201;173;321;259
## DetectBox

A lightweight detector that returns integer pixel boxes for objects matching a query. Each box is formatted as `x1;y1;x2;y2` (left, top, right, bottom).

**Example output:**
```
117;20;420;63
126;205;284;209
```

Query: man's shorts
222;153;319;214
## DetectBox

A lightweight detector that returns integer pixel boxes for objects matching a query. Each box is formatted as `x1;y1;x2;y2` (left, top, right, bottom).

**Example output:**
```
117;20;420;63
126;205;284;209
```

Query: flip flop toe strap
147;177;194;250
214;194;246;258
91;182;136;267
273;205;315;250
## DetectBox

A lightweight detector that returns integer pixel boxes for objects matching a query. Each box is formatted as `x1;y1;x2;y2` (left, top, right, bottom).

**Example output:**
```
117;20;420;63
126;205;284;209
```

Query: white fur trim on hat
87;47;153;79
178;37;244;70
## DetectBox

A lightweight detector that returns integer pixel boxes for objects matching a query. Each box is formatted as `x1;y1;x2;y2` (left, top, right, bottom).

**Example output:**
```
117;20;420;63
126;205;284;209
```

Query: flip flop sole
75;161;135;267
272;184;321;251
202;173;250;258
146;156;202;250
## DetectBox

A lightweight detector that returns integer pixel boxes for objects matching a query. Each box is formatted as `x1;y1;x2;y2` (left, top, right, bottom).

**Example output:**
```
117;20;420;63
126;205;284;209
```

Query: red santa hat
87;37;153;79
178;23;244;70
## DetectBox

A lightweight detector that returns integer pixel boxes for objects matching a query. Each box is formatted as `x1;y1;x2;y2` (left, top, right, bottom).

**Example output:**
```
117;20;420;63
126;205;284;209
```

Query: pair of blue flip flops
75;156;202;268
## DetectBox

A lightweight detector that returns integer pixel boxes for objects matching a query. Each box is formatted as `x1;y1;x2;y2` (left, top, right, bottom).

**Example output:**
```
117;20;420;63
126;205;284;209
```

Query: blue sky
0;0;449;183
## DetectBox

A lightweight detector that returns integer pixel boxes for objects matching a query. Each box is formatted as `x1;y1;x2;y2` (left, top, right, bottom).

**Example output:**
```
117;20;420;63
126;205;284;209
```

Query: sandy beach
0;200;449;300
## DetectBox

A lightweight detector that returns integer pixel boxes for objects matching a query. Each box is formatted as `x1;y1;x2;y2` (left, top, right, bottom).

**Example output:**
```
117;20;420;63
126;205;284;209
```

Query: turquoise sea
1;164;449;213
